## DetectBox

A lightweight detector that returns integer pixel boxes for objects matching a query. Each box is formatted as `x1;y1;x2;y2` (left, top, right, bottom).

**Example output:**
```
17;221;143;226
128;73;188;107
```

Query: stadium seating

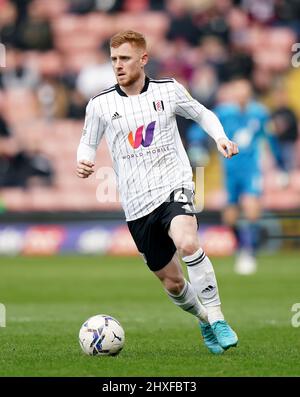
0;0;299;213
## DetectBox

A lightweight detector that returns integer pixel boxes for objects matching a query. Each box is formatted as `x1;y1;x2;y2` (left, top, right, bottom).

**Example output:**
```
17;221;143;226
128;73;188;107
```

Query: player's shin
237;221;261;254
165;279;208;323
183;248;224;324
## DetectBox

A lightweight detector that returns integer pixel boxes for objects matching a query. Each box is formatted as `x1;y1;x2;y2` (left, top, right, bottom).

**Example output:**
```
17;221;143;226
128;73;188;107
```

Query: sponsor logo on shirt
128;121;156;149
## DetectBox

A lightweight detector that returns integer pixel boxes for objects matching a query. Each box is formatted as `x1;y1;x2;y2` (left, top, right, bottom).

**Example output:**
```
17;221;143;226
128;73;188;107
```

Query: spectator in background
274;0;300;26
270;86;299;172
0;138;54;188
66;89;87;119
190;63;219;108
0;114;54;188
15;0;53;51
0;48;39;90
198;35;229;84
0;0;19;48
158;40;194;83
241;0;276;24
165;0;202;46
68;0;96;14
36;74;68;120
10;0;31;25
0;114;11;138
76;50;116;100
220;52;254;83
194;0;231;45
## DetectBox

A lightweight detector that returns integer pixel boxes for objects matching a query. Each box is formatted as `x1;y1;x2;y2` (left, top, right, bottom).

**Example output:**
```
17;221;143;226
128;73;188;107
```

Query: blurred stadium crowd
0;0;300;212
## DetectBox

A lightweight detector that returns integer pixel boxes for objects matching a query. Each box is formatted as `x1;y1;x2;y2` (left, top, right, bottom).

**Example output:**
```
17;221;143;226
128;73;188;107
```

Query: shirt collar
115;76;150;97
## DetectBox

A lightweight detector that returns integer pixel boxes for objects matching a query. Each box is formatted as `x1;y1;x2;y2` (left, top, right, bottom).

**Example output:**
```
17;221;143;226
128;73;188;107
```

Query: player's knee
223;207;239;226
242;197;261;221
244;210;260;222
175;235;199;257
164;277;185;295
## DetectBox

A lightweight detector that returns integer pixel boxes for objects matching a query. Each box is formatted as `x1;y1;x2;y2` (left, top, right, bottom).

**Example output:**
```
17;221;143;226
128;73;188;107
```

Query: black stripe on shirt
150;79;174;84
92;86;116;99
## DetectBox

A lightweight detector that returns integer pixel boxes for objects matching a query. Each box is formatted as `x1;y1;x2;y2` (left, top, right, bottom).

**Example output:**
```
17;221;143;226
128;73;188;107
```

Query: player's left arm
215;137;239;159
174;80;239;159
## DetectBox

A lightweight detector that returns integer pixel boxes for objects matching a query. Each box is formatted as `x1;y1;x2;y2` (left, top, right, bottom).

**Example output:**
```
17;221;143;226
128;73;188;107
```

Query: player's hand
216;138;239;159
76;160;95;178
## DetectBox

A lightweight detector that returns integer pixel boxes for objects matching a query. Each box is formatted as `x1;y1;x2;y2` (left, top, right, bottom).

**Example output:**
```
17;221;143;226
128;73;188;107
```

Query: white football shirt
77;77;227;220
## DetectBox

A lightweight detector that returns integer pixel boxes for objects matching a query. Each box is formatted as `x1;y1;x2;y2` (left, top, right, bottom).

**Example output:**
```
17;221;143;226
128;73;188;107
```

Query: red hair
110;30;146;50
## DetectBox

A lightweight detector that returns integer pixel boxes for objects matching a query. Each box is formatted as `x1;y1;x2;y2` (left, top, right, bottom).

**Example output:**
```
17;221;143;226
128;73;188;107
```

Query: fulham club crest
153;100;164;112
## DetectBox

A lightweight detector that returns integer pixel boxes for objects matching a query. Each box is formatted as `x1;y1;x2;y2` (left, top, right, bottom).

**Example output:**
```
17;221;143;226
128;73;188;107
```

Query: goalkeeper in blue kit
211;79;282;274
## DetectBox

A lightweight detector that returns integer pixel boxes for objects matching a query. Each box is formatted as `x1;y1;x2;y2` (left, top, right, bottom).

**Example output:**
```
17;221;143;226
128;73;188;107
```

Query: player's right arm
76;98;106;179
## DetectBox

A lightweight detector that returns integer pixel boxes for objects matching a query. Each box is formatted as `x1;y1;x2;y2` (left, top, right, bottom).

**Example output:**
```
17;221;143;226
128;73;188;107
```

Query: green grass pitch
0;252;299;377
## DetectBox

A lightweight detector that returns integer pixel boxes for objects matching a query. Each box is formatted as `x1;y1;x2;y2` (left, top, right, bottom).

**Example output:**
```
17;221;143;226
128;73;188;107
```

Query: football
79;314;125;356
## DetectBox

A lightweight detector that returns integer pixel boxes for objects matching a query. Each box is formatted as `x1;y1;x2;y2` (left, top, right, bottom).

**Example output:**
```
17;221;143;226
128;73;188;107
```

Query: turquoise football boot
199;322;224;355
211;320;238;350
